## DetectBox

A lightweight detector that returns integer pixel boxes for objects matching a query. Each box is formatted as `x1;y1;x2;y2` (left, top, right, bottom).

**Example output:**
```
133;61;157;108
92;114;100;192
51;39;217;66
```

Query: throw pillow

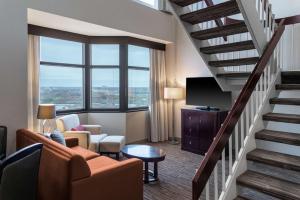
71;125;84;131
50;131;66;146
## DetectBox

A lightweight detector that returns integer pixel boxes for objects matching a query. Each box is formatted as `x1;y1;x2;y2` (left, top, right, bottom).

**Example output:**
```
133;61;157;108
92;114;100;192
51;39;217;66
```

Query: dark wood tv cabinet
181;108;228;155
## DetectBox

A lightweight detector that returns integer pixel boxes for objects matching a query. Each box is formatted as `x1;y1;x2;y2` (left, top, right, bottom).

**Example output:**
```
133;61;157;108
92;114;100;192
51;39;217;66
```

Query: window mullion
120;44;128;112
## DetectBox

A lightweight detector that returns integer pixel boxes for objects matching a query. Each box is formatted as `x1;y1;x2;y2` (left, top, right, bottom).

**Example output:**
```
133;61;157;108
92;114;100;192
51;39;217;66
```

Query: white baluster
235;123;239;159
240;113;244;147
256;84;259;112
206;181;210;200
222;150;225;191
251;92;254;124
229;135;233;174
214;167;218;200
246;103;250;136
261;0;265;24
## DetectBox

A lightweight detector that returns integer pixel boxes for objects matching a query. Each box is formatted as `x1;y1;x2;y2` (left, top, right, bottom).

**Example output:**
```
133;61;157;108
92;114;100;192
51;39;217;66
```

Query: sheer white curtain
149;49;169;142
27;35;40;131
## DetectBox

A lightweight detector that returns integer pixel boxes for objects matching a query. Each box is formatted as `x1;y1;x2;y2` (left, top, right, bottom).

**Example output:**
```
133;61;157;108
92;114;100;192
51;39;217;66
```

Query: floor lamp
164;87;184;145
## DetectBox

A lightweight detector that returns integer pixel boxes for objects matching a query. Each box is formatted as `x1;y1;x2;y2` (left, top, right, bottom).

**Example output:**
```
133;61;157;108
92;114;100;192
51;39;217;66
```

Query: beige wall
126;111;150;143
0;0;174;154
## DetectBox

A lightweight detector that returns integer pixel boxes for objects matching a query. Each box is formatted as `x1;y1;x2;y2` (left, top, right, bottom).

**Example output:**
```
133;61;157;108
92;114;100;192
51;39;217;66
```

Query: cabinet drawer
182;111;200;136
182;136;213;155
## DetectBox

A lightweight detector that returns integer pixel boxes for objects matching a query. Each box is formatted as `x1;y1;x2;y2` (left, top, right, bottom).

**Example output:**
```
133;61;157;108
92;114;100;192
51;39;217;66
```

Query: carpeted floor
141;142;203;200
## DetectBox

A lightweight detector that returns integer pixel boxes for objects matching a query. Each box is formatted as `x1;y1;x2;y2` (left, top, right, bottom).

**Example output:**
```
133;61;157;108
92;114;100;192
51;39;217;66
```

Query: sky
40;37;150;88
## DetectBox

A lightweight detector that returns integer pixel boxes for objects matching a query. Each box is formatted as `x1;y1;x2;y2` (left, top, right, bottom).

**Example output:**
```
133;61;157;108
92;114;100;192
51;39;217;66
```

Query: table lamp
164;87;184;145
37;104;56;134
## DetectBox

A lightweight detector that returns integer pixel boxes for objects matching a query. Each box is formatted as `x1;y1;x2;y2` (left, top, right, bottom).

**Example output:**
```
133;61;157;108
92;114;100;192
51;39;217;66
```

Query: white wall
0;0;174;154
88;113;127;136
88;111;149;144
281;24;300;71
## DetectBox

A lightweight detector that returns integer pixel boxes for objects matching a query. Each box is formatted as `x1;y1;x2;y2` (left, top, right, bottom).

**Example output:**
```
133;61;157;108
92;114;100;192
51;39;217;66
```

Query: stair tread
247;149;300;171
209;57;259;67
263;113;300;124
200;40;255;54
276;84;300;90
216;72;251;78
234;196;252;200
180;0;240;24
169;0;203;7
256;129;300;146
237;171;300;200
270;98;300;105
282;71;300;84
191;22;248;40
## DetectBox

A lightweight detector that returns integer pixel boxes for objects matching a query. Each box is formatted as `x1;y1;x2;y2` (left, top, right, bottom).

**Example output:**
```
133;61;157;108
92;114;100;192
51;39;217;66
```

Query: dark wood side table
121;145;166;184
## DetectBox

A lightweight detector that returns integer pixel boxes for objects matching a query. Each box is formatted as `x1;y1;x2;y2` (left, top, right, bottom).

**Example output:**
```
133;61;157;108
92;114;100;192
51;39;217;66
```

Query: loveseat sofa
16;129;143;200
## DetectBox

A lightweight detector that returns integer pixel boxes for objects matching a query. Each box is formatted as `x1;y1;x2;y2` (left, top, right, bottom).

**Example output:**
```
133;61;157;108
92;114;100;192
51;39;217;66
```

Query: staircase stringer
167;1;231;92
236;0;268;56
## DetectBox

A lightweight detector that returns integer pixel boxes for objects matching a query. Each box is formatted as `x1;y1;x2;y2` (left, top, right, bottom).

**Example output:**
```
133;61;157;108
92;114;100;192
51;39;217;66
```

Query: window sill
56;108;149;116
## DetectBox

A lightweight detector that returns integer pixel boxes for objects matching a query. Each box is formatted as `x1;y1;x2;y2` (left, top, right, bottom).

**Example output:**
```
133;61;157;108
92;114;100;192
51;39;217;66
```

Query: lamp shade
164;87;184;100
37;104;56;119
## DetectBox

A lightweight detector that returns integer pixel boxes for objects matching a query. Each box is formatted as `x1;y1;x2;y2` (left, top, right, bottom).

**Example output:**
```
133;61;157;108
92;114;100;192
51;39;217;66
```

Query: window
38;34;154;113
91;68;120;109
40;37;83;65
39;37;85;111
128;45;150;108
90;45;120;109
135;0;158;8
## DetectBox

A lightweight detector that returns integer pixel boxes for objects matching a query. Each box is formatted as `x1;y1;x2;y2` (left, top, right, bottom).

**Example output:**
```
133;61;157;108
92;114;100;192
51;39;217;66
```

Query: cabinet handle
189;141;192;145
189;116;192;120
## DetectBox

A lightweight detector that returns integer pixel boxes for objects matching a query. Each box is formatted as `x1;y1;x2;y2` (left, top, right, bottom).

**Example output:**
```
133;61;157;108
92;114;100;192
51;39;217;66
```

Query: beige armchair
56;114;107;151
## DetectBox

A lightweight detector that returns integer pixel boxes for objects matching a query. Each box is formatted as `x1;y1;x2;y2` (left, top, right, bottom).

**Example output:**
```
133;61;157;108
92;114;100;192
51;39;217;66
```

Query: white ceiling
27;9;169;44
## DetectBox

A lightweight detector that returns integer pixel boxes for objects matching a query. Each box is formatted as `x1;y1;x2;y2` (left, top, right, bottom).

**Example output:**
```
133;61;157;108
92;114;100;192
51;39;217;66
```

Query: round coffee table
121;145;166;184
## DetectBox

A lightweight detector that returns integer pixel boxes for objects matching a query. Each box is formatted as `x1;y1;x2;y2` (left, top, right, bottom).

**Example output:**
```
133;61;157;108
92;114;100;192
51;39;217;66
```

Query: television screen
186;77;232;110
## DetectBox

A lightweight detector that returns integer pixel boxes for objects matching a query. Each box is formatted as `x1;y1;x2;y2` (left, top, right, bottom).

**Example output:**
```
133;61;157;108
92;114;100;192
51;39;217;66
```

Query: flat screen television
186;77;232;111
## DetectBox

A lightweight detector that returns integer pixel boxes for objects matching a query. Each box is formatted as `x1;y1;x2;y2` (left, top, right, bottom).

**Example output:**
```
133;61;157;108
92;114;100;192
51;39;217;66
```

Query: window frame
127;45;150;110
31;24;165;114
39;38;86;114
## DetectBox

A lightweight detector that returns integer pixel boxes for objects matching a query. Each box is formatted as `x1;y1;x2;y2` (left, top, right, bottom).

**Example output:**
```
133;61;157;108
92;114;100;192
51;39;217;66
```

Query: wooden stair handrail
192;19;286;200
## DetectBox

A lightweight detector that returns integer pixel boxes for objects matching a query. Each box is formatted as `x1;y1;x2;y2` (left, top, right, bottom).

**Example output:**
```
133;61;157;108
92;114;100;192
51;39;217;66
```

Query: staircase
168;0;262;90
236;72;300;200
167;0;293;200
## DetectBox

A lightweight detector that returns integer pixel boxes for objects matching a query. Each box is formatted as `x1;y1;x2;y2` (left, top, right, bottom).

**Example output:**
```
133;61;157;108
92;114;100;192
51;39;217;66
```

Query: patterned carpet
140;142;204;200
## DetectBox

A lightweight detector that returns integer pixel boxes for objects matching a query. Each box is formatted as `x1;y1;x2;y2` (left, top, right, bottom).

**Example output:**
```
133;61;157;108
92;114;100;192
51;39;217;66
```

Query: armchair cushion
65;137;79;148
63;131;91;149
71;125;84;131
56;114;80;132
81;125;102;135
50;131;66;146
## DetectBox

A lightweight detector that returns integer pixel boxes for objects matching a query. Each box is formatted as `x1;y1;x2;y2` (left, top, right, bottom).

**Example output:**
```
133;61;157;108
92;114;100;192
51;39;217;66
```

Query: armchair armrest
65;137;79;148
63;131;91;149
71;158;143;200
81;125;102;135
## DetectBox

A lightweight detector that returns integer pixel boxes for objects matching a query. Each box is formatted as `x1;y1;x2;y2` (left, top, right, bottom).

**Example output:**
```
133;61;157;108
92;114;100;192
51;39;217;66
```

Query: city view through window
39;37;150;111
